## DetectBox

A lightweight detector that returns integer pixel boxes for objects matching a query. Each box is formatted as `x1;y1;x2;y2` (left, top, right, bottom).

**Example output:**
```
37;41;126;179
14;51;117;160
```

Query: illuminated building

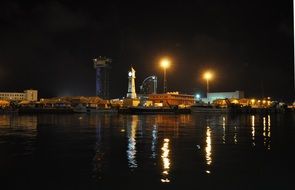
93;56;111;99
148;92;195;107
39;96;109;108
202;90;244;103
0;89;38;101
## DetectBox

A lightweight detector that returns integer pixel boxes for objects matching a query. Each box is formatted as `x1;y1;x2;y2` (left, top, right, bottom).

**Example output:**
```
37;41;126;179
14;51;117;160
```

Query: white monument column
127;67;137;99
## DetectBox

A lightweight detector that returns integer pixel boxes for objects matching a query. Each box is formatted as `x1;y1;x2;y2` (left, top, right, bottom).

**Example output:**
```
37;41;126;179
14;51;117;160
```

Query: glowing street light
203;71;213;94
160;58;171;93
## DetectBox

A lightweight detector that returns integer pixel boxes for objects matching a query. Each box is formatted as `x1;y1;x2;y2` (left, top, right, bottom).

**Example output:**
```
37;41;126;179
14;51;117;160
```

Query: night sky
0;0;293;101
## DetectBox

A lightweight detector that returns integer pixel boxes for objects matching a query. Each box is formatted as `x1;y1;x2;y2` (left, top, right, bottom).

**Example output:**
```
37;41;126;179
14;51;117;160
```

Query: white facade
126;67;137;99
0;89;38;101
202;90;244;103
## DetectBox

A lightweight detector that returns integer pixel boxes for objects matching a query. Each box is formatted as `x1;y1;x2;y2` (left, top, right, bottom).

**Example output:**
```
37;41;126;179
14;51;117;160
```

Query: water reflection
268;115;271;150
127;115;138;168
222;117;226;144
234;126;238;144
151;124;157;159
0;115;12;127
205;126;212;166
0;115;37;129
93;115;103;179
268;115;271;137
263;115;271;150
263;117;266;146
161;138;170;183
251;115;255;147
1;113;291;189
0;115;37;156
155;115;192;126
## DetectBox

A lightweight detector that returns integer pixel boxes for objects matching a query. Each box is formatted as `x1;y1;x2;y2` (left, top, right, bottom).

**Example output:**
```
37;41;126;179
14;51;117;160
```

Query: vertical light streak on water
222;117;226;144
93;116;103;179
267;115;271;150
251;115;255;147
234;126;237;144
263;117;266;147
205;126;212;169
151;124;157;159
161;138;170;183
127;115;138;168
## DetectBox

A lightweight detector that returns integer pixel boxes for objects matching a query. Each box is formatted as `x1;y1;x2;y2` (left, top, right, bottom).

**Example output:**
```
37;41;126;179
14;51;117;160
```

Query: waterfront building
0;89;38;101
212;97;273;109
148;92;195;107
39;96;109;108
202;90;244;103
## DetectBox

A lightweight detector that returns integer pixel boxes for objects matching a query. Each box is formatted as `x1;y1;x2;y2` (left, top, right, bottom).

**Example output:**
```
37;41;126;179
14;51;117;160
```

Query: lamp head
204;72;213;80
160;58;170;69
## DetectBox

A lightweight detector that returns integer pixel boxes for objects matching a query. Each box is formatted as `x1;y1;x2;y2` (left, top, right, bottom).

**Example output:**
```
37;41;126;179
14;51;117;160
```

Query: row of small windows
0;94;25;97
151;95;194;99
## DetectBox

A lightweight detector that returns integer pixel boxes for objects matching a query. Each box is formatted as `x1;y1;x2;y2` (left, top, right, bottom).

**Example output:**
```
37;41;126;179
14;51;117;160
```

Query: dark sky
0;0;293;101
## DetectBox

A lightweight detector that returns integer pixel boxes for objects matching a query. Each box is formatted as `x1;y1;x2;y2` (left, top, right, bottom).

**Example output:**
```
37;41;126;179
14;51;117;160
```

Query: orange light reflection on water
161;138;170;183
205;126;212;166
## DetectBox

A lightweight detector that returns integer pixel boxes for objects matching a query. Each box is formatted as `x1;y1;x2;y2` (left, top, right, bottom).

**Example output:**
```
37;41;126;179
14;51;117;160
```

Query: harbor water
0;113;294;189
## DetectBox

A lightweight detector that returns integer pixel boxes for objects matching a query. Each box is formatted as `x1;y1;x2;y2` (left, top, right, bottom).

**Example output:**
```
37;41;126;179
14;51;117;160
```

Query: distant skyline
0;0;293;101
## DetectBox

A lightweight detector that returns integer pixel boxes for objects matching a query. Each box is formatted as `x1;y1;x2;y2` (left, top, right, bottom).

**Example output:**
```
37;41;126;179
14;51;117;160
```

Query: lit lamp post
160;58;171;93
203;71;213;95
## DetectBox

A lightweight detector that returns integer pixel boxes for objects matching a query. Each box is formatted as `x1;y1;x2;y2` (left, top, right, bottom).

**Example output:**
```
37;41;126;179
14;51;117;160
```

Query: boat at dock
74;104;118;113
190;104;229;113
18;107;74;114
86;107;118;113
73;104;87;113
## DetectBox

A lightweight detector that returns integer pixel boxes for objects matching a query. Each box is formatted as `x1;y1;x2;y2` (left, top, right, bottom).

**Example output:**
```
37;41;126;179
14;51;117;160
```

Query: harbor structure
93;56;111;99
140;75;157;95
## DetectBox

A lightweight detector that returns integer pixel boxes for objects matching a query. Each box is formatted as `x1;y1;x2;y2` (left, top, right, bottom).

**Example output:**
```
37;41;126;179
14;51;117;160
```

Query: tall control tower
93;56;111;99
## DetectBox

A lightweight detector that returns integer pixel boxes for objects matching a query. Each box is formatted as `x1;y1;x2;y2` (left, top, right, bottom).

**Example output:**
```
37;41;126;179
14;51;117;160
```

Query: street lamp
203;71;213;94
160;58;170;93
